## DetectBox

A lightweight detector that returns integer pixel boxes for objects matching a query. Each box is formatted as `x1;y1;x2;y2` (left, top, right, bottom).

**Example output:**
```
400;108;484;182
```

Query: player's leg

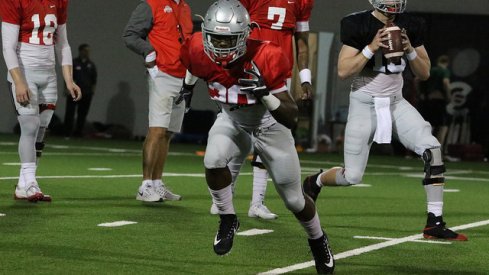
205;113;251;255
257;123;334;274
304;91;374;201
247;154;277;220
393;98;467;241
9;71;45;202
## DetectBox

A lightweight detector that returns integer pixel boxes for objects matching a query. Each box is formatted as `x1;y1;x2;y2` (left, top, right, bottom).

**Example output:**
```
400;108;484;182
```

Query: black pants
64;92;93;136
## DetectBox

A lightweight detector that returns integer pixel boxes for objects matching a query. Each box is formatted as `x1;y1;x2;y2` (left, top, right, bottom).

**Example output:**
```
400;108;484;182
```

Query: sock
315;172;324;188
299;212;323;239
251;166;268;205
208;185;235;215
427;202;443;217
18;169;26;188
424;184;444;216
20;162;37;186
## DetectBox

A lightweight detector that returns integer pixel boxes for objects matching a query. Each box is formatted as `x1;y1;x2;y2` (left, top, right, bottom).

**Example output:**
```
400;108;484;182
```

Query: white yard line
259;219;489;275
97;221;137;227
0;213;6;217
88;168;113;171
353;235;451;244
237;229;274;236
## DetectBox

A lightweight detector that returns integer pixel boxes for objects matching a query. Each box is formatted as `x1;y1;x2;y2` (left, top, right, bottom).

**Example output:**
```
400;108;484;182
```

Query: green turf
0;134;488;274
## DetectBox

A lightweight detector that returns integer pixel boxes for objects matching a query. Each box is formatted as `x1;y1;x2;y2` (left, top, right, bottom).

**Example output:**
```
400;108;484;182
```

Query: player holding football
1;0;81;202
179;1;334;273
218;0;314;220
303;0;467;241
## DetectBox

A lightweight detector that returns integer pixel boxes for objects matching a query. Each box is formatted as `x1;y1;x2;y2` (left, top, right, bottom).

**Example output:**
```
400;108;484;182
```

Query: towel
373;97;392;144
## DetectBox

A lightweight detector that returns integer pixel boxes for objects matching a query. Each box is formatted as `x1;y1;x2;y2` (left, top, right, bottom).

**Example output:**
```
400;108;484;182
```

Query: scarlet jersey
181;32;290;106
240;0;313;71
0;0;68;46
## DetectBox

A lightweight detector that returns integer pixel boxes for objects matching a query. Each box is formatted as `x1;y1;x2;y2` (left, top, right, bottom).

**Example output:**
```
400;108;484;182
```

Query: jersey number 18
29;14;58;45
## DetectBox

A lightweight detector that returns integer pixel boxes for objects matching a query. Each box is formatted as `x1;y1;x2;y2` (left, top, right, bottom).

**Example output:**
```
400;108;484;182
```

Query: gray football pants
343;90;440;184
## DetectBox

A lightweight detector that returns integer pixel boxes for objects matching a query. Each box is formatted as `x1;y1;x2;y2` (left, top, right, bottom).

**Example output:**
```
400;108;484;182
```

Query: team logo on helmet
369;0;407;14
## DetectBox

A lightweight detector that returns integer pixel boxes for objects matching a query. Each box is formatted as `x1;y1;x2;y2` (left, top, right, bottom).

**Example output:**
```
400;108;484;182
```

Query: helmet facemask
369;0;407;14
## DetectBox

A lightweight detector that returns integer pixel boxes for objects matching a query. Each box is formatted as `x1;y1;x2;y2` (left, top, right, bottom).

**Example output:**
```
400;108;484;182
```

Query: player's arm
338;28;388;79
295;31;312;100
1;22;31;106
122;1;156;68
55;24;81;101
401;30;430;81
239;62;298;129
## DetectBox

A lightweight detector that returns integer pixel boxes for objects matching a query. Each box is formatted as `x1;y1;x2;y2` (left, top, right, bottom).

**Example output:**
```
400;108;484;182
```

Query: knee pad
39;104;55;128
422;148;446;185
335;167;354;186
344;169;362;185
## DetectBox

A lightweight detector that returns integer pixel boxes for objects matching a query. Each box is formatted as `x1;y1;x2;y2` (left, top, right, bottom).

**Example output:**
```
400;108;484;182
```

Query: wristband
261;94;281;111
406;49;418;61
145;51;156;63
184;70;198;85
299;68;312;84
362;46;374;60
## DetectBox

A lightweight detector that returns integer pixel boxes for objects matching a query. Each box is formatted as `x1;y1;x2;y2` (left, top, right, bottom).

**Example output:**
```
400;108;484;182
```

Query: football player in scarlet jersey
225;0;314;220
179;1;334;272
303;0;467;241
1;0;81;202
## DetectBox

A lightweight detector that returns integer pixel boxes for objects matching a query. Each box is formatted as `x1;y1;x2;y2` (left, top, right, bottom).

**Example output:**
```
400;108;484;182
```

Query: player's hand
175;83;195;113
401;29;414;53
67;82;82;101
301;82;313;100
15;82;31;107
368;28;389;52
238;61;269;99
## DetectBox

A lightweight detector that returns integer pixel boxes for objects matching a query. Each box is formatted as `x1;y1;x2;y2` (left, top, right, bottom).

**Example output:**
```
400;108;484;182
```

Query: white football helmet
202;0;251;65
369;0;407;13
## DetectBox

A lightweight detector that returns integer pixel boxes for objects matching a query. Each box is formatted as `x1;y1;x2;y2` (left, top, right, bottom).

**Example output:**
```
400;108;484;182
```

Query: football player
1;0;81;202
303;0;467;241
179;1;334;273
213;0;314;220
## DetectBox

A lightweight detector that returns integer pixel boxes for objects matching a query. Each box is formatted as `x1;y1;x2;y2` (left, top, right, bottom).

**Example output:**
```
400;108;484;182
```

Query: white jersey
351;71;404;97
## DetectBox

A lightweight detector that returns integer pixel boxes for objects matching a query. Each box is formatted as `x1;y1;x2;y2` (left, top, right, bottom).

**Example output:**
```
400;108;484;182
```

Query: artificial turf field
0;133;488;274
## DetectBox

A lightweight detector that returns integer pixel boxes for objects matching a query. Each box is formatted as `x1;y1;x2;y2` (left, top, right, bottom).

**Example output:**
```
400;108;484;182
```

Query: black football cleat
308;232;335;274
303;170;323;202
213;214;240;255
423;212;468;241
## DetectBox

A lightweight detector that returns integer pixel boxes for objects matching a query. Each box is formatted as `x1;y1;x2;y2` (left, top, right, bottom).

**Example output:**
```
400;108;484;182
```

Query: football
382;22;404;65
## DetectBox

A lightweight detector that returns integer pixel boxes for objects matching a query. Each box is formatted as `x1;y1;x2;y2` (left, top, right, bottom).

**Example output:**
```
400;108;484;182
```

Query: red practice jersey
181;32;290;106
0;0;68;46
240;0;313;72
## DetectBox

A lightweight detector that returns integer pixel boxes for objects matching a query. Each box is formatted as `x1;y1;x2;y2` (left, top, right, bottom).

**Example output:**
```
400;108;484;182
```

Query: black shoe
423;212;468;241
308;232;335;274
303;170;323;202
213;214;240;255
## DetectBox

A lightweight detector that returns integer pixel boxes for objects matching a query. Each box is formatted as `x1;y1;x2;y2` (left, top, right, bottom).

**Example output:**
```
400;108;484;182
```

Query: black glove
175;82;195;113
238;61;269;99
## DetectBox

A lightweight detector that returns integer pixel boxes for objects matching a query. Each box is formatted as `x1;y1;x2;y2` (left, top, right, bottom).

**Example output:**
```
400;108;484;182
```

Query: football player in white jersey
1;0;81;202
303;0;467;241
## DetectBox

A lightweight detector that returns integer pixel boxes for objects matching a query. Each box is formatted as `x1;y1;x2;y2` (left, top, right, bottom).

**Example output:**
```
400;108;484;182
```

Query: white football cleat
136;183;162;202
248;203;278;220
15;182;45;202
153;182;182;201
210;203;219;215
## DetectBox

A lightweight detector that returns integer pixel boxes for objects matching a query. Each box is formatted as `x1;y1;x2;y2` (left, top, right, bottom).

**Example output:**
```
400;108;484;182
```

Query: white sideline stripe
444;189;460;193
352;184;371;188
0;142;17;146
237;229;274;236
0;213;6;217
353;235;451;244
259;219;489;274
2;162;21;166
97;221;137;227
88;168;113;171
